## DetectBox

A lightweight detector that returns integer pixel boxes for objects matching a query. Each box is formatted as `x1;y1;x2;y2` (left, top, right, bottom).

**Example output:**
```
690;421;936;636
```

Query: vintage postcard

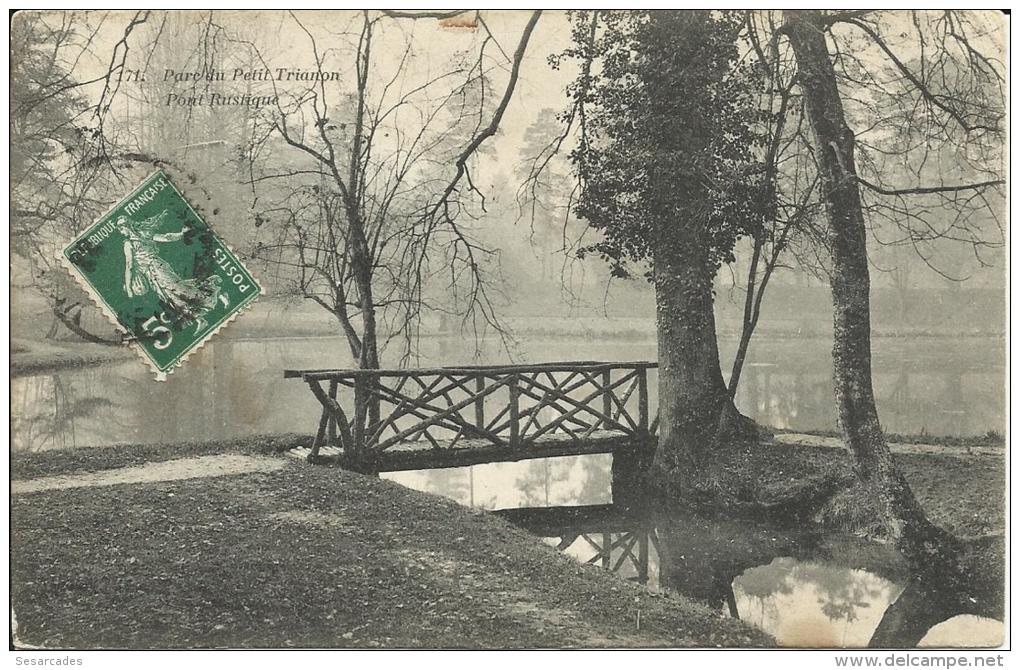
8;7;1008;660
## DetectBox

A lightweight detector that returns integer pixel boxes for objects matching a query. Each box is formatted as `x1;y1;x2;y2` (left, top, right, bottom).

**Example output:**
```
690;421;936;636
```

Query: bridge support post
509;375;520;448
347;375;379;475
637;530;650;584
612;443;653;511
474;374;485;431
637;368;649;432
602;369;612;430
351;376;365;466
327;380;338;446
310;407;328;462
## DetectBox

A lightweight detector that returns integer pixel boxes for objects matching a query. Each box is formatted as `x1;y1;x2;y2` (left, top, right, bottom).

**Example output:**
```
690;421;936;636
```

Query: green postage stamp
60;170;261;379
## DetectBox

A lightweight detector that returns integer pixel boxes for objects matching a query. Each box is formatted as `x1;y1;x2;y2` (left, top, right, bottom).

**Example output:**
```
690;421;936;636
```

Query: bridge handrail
287;360;658;466
284;360;658;381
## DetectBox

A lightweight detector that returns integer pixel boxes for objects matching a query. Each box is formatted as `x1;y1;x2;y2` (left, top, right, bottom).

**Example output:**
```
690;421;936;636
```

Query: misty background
11;10;1005;454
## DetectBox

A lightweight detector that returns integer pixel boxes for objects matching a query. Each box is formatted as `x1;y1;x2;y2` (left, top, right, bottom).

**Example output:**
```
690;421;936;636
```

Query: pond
10;333;1005;452
384;453;1003;648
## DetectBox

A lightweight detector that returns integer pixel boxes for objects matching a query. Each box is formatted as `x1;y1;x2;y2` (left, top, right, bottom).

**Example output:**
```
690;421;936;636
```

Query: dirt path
11;454;284;495
775;433;1002;458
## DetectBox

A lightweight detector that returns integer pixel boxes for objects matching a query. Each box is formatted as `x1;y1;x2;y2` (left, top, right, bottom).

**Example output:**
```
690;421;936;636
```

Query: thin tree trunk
783;11;959;569
729;237;763;396
729;47;798;398
729;235;785;398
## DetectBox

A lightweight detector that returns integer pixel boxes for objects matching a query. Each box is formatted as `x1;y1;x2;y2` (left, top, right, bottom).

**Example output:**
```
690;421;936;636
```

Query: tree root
869;534;1004;647
674;471;850;527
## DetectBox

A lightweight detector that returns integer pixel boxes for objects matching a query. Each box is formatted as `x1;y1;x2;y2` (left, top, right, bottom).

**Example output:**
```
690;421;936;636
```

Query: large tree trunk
651;235;758;492
783;11;961;571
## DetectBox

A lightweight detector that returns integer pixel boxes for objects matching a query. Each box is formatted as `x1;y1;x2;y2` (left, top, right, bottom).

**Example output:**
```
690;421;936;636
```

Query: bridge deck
287;429;652;471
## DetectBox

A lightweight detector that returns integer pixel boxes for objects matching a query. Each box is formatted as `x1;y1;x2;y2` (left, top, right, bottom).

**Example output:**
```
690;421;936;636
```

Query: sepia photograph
7;7;1009;656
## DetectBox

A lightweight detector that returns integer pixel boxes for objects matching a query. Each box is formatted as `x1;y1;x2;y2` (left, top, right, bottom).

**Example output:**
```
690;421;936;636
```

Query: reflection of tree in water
514;459;573;506
423;468;471;505
659;517;1000;647
12;348;257;453
799;563;887;627
734;348;998;437
735;367;821;432
869;535;1004;648
508;498;998;647
13;374;113;451
512;454;613;507
735;558;893;646
574;456;612;505
879;369;969;437
733;558;795;629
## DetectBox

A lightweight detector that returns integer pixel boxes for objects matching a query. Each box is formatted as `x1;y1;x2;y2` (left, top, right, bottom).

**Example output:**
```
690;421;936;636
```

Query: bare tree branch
858;176;1004;196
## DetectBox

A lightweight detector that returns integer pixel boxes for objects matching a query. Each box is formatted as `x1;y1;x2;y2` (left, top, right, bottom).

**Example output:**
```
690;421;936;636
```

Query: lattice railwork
285;361;656;466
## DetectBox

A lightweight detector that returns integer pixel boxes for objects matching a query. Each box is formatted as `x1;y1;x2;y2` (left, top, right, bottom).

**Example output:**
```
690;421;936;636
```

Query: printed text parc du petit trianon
160;67;341;107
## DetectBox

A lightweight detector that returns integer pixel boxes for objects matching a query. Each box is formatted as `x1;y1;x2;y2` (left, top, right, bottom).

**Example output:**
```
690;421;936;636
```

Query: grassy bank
11;447;769;649
736;441;1005;539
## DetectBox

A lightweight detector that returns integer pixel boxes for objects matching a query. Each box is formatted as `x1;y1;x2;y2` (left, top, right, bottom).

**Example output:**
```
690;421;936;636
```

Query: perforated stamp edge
56;169;262;381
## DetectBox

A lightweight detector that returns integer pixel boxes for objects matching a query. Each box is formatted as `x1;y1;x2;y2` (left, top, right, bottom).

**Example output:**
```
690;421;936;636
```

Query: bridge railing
285;361;657;465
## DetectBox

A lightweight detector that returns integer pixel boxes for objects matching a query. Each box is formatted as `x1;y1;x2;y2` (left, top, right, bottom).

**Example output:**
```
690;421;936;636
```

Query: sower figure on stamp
118;210;229;333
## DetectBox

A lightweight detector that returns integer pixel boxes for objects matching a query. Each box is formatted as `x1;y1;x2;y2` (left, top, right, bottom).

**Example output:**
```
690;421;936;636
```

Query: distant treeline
497;282;1006;336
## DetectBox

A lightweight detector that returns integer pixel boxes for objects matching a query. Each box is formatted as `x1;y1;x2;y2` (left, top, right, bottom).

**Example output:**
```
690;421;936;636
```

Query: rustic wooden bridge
284;361;658;472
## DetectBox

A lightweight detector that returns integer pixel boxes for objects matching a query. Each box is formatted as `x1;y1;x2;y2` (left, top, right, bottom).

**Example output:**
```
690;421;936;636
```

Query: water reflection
384;452;1001;648
920;616;1003;648
734;558;901;647
493;495;914;646
10;334;1006;452
12;374;118;450
384;455;613;510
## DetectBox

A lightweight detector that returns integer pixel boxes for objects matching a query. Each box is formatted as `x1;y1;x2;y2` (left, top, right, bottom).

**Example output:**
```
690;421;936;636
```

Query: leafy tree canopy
558;10;771;281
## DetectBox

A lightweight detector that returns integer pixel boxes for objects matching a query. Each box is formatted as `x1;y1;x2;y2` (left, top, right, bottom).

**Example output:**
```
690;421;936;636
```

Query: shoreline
11;429;1006;480
11;338;134;377
11;327;1007;379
